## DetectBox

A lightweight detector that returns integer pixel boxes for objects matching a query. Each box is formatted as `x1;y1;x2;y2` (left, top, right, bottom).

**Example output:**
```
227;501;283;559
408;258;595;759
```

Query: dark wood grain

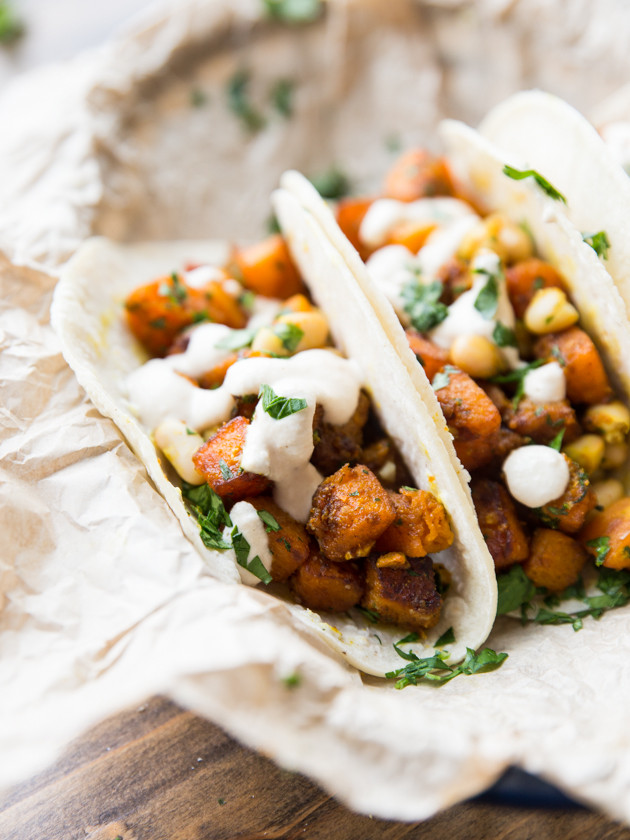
2;697;630;840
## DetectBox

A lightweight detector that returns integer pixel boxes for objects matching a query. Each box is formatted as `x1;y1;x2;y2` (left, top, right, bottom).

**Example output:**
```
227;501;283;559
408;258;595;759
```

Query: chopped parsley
215;327;257;351
493;321;517;348
257;509;280;532
282;672;302;688
272;321;304;352
231;526;272;584
497;565;536;615
432;364;459;392
386;634;507;689
259;383;308;419
435;627;456;647
190;88;208;108
586;536;611;567
401;279;448;333
159;272;188;304
309;166;352;199
262;0;323;24
270;78;295;117
473;271;500;320
226;68;266;134
218;459;234;480
548;429;565;452
489;358;545;409
502;165;567;203
582;230;610;259
355;606;381;624
0;1;24;44
182;483;232;550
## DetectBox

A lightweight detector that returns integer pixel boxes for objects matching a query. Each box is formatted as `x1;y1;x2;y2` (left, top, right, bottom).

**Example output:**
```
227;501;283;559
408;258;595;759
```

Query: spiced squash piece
522;529;587;592
290;553;364;612
246;496;310;582
472;478;529;570
361;556;442;632
375;488;453;557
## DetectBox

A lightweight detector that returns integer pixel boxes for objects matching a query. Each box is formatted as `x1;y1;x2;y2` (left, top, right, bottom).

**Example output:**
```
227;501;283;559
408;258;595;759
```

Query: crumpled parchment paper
5;0;630;823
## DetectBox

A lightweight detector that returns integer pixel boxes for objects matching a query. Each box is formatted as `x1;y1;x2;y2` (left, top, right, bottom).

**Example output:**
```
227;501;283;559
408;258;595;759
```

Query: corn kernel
562;434;605;475
602;441;629;470
591;478;625;509
275;309;330;352
583;401;630;444
449;333;504;379
457;214;533;264
523;287;579;334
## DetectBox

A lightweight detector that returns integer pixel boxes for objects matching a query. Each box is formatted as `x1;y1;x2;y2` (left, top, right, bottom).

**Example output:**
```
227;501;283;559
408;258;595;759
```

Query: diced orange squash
361;556;442;631
245;496;310;582
290;553;364;611
406;331;450;382
472;478;529;570
580;497;630;570
383;149;454;202
434;368;501;440
522;529;587;591
335;197;375;261
534;327;612;405
505;258;564;319
233;234;303;299
536;455;597;534
375;488;453;557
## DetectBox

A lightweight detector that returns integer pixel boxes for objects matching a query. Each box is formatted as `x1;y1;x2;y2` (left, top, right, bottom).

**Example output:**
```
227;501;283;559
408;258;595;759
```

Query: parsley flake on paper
270;78;295;117
502;165;567;203
227;68;267;134
309;166;352;199
262;0;322;24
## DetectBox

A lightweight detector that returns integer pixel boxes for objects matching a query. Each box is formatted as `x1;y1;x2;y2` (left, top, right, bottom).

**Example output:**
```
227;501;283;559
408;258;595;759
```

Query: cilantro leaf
218;459;234;480
227;68;266;134
182;483;232;550
435;627;455;647
431;364;459;392
457;647;508;676
355;606;381;624
386;644;507;689
231;526;272;584
493;321;517;348
473;272;499;320
489;358;545;409
0;1;24;44
215;328;257;351
309;166;351;199
272;322;304;352
496;565;536;615
270;78;295;117
259;383;307;419
548;429;565;452
502;165;567;203
586;536;611;567
257;509;280;532
582;230;610;259
401;280;448;333
262;0;323;24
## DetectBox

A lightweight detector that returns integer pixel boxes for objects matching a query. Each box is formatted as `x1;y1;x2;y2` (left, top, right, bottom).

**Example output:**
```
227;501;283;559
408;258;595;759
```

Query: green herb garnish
431;364;459;392
182;483;232;550
0;1;24;44
356;606;381;624
401;280;449;333
272;321;304;352
493;321;517;348
496;565;537;615
586;536;611;567
502;164;567;203
489;358;545;409
231;526;272;584
435;627;456;647
215;327;257;351
190;88;208;108
270;78;295;117
309;166;351;199
257;509;280;532
282;672;302;688
582;230;610;259
386;642;507;689
549;429;565;452
259;383;308;419
226;68;266;133
473;272;500;320
218;459;234;481
262;0;323;24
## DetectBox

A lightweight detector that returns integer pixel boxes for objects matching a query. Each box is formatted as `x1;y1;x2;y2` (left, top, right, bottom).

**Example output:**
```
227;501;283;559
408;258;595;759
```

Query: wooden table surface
2;696;630;840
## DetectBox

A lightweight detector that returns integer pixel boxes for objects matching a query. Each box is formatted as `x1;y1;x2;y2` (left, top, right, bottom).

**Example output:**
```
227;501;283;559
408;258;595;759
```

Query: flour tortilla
52;226;497;677
476;90;630;324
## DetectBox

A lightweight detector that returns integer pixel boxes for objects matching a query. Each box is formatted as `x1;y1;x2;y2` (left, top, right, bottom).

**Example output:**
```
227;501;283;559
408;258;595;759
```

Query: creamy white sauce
184;265;226;288
429;249;520;369
415;215;479;283
359;197;477;249
523;361;566;404
246;295;283;330
503;445;570;508
228;501;274;586
365;245;419;324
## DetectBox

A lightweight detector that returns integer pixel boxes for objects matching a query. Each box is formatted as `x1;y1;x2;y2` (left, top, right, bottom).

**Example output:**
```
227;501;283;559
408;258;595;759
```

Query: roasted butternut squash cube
311;392;370;474
245;496;310;582
233;234;303;299
434;368;501;440
375;488;453;557
522;529;587;591
362;556;442;632
580;497;630;570
534;327;612;405
406;331;450;382
290;553;364;612
505;258;565;319
472;478;529;570
501;396;581;445
192;416;270;503
536;455;596;534
454;427;525;473
307;464;396;561
383;149;454;202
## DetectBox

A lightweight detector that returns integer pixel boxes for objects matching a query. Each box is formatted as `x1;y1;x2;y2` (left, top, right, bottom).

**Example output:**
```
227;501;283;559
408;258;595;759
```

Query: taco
52;209;498;677
282;113;630;626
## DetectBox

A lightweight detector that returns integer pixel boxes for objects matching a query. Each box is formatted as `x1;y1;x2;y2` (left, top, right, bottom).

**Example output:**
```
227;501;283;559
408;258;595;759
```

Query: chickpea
523;287;579;334
583;401;630;445
602;441;629;470
449;333;504;379
251;326;288;356
562;434;605;475
591;479;625;510
275;309;330;352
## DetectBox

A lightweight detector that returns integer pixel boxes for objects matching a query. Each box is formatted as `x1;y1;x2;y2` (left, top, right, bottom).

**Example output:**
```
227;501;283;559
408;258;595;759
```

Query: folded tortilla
52;220;497;676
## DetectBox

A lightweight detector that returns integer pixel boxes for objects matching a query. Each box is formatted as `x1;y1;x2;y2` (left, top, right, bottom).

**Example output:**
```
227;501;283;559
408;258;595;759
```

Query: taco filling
330;146;630;604
123;234;456;635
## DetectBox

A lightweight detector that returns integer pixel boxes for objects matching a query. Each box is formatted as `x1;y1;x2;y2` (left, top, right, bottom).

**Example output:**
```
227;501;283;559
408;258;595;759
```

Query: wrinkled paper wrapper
5;0;630;823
